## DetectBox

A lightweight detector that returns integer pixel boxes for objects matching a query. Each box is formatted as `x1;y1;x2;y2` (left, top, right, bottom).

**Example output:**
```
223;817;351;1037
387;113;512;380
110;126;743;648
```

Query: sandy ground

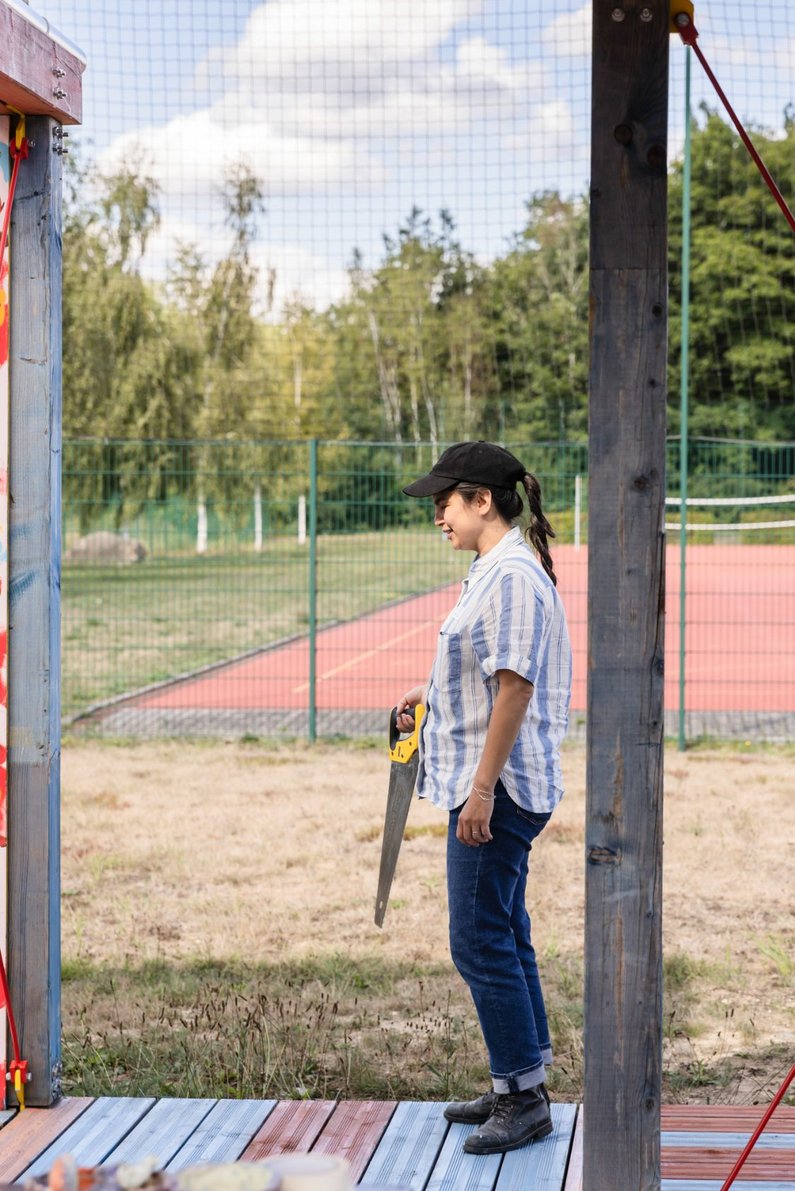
61;740;794;1064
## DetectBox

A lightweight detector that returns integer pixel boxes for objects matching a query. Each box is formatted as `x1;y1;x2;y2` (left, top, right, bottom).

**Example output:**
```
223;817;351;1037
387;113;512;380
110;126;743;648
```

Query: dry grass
61;738;795;1103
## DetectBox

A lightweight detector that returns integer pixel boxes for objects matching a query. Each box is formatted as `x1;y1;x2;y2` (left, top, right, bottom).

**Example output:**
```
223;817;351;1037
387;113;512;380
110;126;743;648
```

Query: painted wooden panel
661;1181;795;1190
423;1123;501;1191
22;1099;155;1178
0;4;83;124
561;1106;582;1191
0;110;9;1112
7;115;63;1108
241;1101;336;1162
662;1131;794;1150
662;1148;795;1179
108;1099;216;1167
166;1100;276;1170
662;1106;795;1132
497;1104;577;1190
310;1101;396;1184
359;1101;448;1189
0;1097;92;1182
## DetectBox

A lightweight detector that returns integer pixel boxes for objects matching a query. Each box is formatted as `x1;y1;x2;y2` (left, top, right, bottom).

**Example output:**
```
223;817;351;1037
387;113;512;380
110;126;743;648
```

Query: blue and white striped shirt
417;527;571;813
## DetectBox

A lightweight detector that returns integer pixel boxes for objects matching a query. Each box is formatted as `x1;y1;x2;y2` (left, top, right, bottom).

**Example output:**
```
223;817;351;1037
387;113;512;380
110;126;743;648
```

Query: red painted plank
0;1098;94;1182
312;1101;397;1183
662;1146;795;1179
662;1105;795;1133
240;1101;336;1161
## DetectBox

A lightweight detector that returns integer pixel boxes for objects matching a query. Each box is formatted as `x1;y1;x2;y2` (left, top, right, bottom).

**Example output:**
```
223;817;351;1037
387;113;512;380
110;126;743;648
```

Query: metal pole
678;49;693;752
308;438;318;742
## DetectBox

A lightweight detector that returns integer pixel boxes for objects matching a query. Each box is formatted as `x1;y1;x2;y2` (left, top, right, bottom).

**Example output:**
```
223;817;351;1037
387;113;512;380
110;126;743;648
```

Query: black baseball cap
403;441;527;498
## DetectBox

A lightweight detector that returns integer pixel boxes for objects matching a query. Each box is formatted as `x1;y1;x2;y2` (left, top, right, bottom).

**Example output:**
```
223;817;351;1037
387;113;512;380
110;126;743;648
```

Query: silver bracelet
472;785;495;801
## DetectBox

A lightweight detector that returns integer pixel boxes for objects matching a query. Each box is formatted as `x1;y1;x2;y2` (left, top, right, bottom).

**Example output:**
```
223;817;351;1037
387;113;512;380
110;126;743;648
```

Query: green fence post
678;49;693;752
308;438;318;742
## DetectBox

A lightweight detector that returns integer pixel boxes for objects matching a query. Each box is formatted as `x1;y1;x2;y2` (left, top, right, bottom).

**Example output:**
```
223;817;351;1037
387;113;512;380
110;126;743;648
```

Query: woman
397;441;571;1156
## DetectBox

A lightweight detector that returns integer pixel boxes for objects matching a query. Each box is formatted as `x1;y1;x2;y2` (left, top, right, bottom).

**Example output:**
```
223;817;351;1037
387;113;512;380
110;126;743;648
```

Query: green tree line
63;110;794;455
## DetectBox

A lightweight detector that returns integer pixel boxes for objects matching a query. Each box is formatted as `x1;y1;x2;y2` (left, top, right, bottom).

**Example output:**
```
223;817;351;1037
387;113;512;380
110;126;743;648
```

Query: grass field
62;530;467;720
60;736;795;1105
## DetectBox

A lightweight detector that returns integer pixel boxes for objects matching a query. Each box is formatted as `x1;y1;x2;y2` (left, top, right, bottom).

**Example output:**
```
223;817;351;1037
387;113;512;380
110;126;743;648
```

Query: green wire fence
62;437;795;745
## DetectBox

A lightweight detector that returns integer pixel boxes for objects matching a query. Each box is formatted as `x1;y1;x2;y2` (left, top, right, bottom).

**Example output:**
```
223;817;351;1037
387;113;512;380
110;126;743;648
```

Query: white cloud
99;108;386;196
542;4;591;58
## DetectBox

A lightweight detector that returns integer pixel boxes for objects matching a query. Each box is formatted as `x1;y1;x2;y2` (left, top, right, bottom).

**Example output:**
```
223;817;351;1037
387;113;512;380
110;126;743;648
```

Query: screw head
640;7;653;20
611;7;626;20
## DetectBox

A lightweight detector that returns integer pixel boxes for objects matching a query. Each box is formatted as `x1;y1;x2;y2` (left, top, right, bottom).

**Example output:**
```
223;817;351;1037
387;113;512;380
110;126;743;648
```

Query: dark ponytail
521;473;557;587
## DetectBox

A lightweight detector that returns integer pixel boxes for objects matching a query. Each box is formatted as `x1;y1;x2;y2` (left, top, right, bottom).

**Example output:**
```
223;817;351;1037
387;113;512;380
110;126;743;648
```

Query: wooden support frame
0;0;84;126
585;1;669;1188
7;116;65;1108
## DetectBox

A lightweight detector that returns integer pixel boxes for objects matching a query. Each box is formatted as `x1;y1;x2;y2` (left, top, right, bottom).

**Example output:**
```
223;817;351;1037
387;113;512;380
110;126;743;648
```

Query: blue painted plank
661;1182;795;1190
496;1103;577;1190
22;1099;155;1178
360;1101;449;1190
661;1130;794;1150
106;1099;217;1167
166;1100;277;1170
423;1122;502;1191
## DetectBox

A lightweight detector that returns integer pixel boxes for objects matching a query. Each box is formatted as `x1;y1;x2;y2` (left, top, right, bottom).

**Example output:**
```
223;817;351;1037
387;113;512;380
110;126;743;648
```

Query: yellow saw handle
388;703;425;763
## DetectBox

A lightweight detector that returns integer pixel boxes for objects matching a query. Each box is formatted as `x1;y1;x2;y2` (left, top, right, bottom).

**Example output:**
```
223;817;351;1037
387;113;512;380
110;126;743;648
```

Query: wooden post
8;116;63;1106
585;2;668;1188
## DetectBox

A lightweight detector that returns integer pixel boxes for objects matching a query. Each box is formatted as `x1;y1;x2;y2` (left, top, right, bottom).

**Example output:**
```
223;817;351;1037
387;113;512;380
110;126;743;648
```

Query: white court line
292;620;439;694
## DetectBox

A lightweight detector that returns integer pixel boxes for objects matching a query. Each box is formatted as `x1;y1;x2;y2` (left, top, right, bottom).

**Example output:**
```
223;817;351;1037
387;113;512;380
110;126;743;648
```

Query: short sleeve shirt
416;527;572;813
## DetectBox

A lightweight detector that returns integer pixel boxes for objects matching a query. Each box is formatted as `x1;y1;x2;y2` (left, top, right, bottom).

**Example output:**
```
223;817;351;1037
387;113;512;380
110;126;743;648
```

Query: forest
62;110;795;450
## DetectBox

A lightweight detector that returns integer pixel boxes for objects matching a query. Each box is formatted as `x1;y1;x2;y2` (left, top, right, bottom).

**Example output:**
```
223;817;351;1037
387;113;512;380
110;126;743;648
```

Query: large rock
66;530;147;565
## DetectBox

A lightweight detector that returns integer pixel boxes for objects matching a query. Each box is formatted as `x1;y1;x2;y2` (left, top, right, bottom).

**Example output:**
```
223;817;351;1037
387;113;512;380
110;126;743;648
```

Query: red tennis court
125;544;795;721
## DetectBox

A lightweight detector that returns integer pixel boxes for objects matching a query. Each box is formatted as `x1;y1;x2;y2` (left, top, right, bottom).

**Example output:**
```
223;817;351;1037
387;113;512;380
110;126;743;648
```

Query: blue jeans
447;780;552;1094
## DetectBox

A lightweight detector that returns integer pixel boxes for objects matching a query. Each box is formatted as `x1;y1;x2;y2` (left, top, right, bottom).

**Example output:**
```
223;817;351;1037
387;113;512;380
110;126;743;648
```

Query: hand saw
374;703;425;927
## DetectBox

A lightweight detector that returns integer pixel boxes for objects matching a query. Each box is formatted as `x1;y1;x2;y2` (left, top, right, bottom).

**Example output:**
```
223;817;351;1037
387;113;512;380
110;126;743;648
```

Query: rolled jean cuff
541;1045;553;1066
491;1060;546;1095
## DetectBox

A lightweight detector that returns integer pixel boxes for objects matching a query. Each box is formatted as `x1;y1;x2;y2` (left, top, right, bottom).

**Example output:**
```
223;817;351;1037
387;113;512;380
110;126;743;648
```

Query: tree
668;109;795;440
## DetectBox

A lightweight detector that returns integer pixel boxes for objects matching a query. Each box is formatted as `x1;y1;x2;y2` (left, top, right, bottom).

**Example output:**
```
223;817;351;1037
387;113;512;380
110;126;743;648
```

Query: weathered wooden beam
8;116;63;1107
0;0;84;125
585;0;668;1188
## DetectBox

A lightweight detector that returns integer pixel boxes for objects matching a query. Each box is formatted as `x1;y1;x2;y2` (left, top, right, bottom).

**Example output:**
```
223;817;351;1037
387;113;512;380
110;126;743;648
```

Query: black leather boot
443;1090;499;1124
462;1087;553;1154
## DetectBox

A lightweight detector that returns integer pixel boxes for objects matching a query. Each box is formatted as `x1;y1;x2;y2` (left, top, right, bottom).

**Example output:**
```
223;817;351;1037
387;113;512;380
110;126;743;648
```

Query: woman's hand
457;784;495;846
396;684;425;733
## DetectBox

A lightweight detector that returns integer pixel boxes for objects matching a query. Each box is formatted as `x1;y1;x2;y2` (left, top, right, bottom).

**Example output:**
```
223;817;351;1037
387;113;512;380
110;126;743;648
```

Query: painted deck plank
662;1182;795;1191
662;1149;795;1179
166;1100;277;1171
0;1098;93;1183
561;1106;582;1191
662;1131;795;1150
359;1101;449;1190
423;1122;502;1191
497;1103;578;1190
107;1099;217;1167
241;1101;337;1161
310;1101;397;1184
662;1107;795;1132
23;1099;155;1179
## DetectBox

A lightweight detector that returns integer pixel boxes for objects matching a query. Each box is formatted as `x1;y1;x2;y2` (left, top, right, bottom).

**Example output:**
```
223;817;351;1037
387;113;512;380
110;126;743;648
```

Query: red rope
674;13;795;235
0;952;21;1066
719;1062;795;1190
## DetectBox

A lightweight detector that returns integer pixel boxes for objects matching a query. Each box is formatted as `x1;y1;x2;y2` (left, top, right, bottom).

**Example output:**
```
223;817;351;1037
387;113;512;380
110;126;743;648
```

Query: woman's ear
475;487;494;515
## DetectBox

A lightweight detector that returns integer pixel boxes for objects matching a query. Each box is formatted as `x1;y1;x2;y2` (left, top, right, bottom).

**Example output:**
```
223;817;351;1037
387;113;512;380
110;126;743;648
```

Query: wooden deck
0;1098;793;1189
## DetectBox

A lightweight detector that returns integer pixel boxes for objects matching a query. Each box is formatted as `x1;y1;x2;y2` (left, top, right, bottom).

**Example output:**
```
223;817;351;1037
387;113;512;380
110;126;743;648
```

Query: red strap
674;14;795;234
720;1062;795;1189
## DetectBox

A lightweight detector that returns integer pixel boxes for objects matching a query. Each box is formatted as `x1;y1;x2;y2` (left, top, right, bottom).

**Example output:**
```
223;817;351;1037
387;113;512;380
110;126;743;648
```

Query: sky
33;0;795;314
